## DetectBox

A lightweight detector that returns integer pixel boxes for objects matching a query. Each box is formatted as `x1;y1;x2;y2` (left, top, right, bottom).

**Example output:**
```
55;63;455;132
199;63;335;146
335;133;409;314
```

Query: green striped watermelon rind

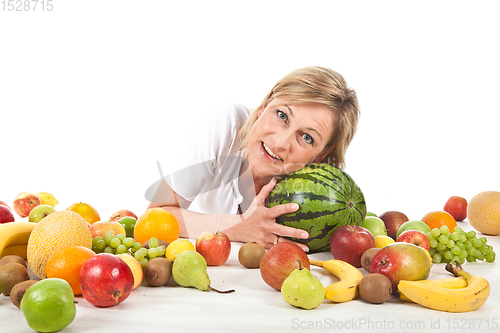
267;163;366;253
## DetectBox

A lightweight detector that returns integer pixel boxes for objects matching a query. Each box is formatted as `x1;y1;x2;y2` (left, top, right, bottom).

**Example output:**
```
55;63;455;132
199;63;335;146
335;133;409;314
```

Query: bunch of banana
309;259;363;303
398;262;490;312
0;221;37;259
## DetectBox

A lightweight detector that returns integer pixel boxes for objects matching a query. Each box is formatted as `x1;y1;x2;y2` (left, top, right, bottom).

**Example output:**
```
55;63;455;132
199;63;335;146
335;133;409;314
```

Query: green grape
458;257;466;265
440;225;449;234
134;251;145;261
444;251;453;260
104;234;115;246
104;246;113;254
436;243;447;251
478;237;487;246
116;233;126;242
116;244;127;254
148;248;158;258
426;232;435;241
104;231;114;237
133;242;142;251
156;245;166;256
466;255;475;262
94;236;104;242
432;253;442;264
451;256;461;264
478;244;489;254
110;238;121;249
148;237;159;249
453;227;463;234
122;237;135;248
485;245;494;254
92;238;97;247
451;232;461;242
446;240;455;248
137;248;148;256
467;230;476;239
475;252;485;261
96;239;106;250
429;248;437;256
451;246;461;256
456;242;466;250
438;235;449;244
465;240;473;250
459;249;468;259
471;238;482;248
139;258;149;268
485;252;496;263
92;245;98;252
459;234;467;243
431;228;441;238
429;240;438;248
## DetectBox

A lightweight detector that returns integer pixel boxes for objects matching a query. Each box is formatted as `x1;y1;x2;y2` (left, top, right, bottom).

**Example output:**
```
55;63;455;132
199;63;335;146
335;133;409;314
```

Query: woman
147;66;360;252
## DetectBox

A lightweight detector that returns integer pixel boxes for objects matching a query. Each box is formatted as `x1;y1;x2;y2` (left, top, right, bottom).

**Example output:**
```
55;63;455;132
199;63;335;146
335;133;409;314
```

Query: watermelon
267;163;366;253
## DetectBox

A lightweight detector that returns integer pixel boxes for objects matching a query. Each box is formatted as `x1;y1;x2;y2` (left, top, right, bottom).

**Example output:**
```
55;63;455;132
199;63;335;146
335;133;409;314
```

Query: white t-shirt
167;104;253;215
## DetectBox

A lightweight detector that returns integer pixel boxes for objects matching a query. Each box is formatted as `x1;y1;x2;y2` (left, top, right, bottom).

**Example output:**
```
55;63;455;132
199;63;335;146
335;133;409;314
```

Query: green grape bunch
92;232;166;267
426;226;496;264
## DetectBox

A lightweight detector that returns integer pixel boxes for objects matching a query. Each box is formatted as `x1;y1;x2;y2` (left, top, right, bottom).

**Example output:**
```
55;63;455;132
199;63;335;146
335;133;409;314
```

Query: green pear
172;251;211;291
281;260;325;310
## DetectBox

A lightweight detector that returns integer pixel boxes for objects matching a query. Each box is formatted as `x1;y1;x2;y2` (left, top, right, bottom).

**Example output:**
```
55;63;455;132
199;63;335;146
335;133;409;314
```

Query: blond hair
238;66;359;169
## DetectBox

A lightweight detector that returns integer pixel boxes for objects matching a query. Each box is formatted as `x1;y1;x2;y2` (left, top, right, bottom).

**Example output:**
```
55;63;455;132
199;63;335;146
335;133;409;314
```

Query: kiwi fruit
144;257;172;286
359;273;392;304
0;255;26;268
0;263;30;296
10;280;38;308
238;242;266;269
142;239;169;249
361;248;381;272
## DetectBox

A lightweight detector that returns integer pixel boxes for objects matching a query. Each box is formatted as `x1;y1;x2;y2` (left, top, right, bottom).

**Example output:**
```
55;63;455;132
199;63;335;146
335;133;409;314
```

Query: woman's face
247;99;335;178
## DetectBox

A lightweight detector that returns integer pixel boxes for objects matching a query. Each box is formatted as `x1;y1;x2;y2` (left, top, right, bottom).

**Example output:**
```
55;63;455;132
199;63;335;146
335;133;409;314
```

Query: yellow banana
399;277;467;302
309;259;363;303
398;262;490;312
1;244;28;259
0;221;37;258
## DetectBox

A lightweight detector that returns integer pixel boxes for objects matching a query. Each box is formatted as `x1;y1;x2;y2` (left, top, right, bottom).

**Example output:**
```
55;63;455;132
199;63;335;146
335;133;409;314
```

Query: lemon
374;235;395;249
165;239;195;262
36;192;59;207
66;202;100;224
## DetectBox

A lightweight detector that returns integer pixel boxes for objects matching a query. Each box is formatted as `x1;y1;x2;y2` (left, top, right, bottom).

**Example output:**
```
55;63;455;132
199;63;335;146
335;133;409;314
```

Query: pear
172;251;234;293
281;260;325;310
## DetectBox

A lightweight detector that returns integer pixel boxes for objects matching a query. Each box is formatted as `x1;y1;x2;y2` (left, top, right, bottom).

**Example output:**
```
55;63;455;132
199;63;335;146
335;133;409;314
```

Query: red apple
0;205;15;223
195;231;231;266
0;200;12;211
90;221;126;238
13;192;41;217
260;242;309;291
444;196;467;221
379;211;409;239
109;210;138;222
330;225;375;268
370;243;431;294
79;253;134;307
396;230;430;251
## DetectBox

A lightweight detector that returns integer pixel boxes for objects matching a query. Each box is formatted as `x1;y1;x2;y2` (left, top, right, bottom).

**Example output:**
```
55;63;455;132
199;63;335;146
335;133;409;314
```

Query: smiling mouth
262;142;283;161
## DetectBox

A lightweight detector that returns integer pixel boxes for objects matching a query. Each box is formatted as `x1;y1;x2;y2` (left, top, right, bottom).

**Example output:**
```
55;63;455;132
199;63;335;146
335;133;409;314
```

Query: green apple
28;204;56;223
118;216;137;238
362;216;387;237
396;220;431;239
21;278;76;332
366;211;378;217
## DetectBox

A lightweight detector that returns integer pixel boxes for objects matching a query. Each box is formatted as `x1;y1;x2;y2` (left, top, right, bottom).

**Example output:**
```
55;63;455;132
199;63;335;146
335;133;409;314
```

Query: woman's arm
147;177;309;251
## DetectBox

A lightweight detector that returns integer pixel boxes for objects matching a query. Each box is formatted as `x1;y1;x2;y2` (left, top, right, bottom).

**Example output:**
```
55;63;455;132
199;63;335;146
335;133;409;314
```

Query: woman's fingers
256;177;278;203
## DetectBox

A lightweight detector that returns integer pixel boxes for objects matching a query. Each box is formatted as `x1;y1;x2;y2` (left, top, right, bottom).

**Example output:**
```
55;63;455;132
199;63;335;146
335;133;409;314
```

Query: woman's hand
224;177;310;252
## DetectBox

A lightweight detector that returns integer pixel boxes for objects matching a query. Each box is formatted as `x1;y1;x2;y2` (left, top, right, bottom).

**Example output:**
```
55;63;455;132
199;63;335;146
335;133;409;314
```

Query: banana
1;244;28;259
0;221;37;258
398;262;490;312
309;259;363;303
399;277;467;302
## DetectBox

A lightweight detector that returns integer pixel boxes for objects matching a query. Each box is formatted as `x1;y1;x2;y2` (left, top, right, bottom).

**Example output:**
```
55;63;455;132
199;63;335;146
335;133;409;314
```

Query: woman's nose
273;129;293;151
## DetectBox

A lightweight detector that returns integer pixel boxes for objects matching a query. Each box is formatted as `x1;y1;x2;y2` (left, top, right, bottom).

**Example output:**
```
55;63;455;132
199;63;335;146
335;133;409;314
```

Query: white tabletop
1;220;499;333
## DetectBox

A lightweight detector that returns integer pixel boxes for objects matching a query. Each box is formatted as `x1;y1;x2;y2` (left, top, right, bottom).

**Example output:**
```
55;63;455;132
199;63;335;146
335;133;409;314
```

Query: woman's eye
277;110;287;121
303;133;314;144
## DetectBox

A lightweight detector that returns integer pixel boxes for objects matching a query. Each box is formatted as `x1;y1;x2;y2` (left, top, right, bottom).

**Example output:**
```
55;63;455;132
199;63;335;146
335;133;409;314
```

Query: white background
1;1;499;222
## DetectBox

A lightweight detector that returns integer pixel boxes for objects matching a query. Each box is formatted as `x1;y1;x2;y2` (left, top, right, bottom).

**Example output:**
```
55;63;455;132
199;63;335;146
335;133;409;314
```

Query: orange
27;210;93;279
134;208;179;245
66;202;101;224
45;245;96;295
421;210;457;233
467;191;500;235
